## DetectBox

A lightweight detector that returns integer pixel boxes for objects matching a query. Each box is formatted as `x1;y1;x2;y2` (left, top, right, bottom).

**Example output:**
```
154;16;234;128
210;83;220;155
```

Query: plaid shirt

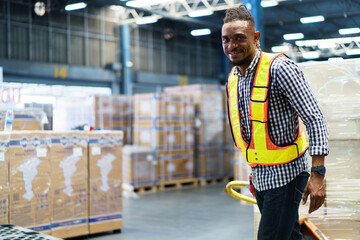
234;51;329;191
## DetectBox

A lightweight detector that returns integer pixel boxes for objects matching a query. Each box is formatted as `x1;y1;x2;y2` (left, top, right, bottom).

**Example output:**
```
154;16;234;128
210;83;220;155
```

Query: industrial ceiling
48;0;360;61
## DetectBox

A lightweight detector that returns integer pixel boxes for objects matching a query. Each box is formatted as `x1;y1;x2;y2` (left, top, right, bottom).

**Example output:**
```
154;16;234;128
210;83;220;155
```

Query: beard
229;53;253;67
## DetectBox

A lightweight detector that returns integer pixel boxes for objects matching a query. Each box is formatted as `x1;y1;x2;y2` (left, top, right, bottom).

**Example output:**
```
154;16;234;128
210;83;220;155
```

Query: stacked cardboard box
0;133;9;224
296;59;360;239
50;131;88;238
93;95;132;145
25;103;53;130
0;109;47;131
164;85;224;179
88;131;123;234
8;131;51;234
133;93;195;183
122;145;156;188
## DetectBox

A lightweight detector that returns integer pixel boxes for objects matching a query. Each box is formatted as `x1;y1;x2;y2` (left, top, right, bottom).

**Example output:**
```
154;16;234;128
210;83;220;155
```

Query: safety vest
227;52;308;167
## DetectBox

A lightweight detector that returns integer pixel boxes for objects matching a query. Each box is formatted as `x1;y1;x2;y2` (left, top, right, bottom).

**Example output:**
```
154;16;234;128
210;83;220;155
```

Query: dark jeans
254;172;310;240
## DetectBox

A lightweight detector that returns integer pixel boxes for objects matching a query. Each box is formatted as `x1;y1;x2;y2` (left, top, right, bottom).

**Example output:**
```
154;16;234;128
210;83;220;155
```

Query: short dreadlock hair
223;4;255;27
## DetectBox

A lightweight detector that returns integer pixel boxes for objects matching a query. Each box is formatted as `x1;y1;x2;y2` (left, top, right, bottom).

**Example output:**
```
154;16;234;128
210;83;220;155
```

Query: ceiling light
136;17;158;25
339;27;360;35
300;15;324;24
126;0;175;8
328;57;343;62
261;1;278;8
65;2;87;11
302;51;320;59
190;29;211;37
317;41;336;49
271;45;289;52
283;33;304;40
346;49;360;56
188;9;213;18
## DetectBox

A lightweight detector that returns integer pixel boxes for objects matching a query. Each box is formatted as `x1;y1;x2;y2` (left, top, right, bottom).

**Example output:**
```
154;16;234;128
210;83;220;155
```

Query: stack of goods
221;86;236;178
122;145;157;188
8;131;51;234
164;85;225;180
296;59;360;239
133;93;196;183
0;133;9;225
88;131;123;234
93;95;133;145
0;109;47;131
25;103;53;130
50;131;89;238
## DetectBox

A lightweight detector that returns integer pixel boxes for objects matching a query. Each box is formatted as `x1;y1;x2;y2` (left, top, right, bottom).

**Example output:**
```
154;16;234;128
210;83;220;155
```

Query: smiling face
222;20;260;70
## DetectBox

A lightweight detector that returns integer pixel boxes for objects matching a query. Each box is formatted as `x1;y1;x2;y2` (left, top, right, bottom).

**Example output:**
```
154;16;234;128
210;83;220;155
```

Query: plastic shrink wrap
49;131;88;238
133;93;195;183
88;131;123;234
164;85;226;179
297;58;360;239
8;131;51;234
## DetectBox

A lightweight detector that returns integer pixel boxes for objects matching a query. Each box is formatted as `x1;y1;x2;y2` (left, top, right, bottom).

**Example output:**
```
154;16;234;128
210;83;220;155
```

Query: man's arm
302;155;326;213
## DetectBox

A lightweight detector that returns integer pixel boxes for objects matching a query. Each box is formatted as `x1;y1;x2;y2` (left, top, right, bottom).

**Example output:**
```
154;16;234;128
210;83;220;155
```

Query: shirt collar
234;50;261;77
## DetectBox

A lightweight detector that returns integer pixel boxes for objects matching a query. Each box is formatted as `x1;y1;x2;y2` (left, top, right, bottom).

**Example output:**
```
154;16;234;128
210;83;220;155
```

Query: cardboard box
133;93;195;119
133;126;195;150
196;117;224;146
0;110;45;131
156;149;195;182
9;131;51;234
195;146;224;179
0;133;9;224
88;131;123;234
122;145;156;187
50;131;88;238
93;95;133;145
164;84;223;118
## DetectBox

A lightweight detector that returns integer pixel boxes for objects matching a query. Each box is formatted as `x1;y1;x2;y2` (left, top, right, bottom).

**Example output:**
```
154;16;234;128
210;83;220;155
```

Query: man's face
222;20;259;67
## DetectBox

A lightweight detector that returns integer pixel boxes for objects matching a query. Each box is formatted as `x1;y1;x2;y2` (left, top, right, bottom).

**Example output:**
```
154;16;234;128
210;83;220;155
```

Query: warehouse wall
0;0;118;68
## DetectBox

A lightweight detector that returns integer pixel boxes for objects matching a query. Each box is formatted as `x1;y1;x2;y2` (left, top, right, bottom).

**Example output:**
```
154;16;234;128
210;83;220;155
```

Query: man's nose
229;39;238;49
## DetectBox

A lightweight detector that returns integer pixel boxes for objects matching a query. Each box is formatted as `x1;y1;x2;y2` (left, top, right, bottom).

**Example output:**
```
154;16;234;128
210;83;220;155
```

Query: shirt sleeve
272;57;329;156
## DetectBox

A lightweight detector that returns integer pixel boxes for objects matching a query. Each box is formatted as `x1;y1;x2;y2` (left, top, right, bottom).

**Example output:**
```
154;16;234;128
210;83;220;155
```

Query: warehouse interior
0;0;359;239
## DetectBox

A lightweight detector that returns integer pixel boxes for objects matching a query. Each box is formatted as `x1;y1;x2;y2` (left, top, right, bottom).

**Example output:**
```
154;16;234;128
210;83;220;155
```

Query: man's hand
302;172;325;213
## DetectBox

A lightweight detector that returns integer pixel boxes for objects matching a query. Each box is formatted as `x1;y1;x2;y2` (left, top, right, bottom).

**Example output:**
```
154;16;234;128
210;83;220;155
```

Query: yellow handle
226;181;257;204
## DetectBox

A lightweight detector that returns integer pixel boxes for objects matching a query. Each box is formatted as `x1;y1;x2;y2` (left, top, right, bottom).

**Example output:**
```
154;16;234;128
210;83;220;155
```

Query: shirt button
255;158;258;160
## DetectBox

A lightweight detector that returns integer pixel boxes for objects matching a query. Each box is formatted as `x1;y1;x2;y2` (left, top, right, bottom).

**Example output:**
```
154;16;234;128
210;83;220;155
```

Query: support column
119;24;132;95
242;0;264;49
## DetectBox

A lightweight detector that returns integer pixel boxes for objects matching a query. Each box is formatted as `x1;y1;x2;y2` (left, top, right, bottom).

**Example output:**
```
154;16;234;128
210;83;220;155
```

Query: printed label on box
186;161;194;170
92;147;101;156
73;147;83;157
167;134;175;144
140;102;151;113
167;105;176;115
37;148;47;157
186;134;194;143
0;152;4;162
140;131;151;143
186;105;194;115
167;163;175;172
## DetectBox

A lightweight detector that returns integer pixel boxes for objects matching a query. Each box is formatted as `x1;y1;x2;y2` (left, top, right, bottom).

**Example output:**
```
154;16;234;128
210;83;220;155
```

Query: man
222;5;329;240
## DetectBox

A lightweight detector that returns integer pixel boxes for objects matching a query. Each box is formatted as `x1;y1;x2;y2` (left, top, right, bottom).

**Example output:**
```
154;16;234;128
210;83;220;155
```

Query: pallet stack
93;95;132;145
164;85;225;183
132;93;197;190
296;59;360;239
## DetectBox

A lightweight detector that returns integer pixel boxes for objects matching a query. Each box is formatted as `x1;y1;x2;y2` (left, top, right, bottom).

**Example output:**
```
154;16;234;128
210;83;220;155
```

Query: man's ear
254;31;260;42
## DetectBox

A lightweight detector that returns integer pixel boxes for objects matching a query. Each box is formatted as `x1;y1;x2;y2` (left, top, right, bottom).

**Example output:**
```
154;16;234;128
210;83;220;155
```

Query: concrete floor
70;183;254;240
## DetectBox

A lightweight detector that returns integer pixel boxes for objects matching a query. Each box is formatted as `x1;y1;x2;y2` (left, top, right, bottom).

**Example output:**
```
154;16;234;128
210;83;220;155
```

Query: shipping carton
195;146;224;179
9;131;51;234
50;131;88;238
0;109;46;131
122;145;156;187
0;133;9;224
156;149;195;182
88;131;123;234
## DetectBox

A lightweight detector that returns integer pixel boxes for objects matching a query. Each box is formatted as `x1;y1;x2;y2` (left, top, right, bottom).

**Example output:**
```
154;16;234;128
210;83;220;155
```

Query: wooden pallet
122;183;157;195
157;178;198;191
199;176;234;186
134;185;158;194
